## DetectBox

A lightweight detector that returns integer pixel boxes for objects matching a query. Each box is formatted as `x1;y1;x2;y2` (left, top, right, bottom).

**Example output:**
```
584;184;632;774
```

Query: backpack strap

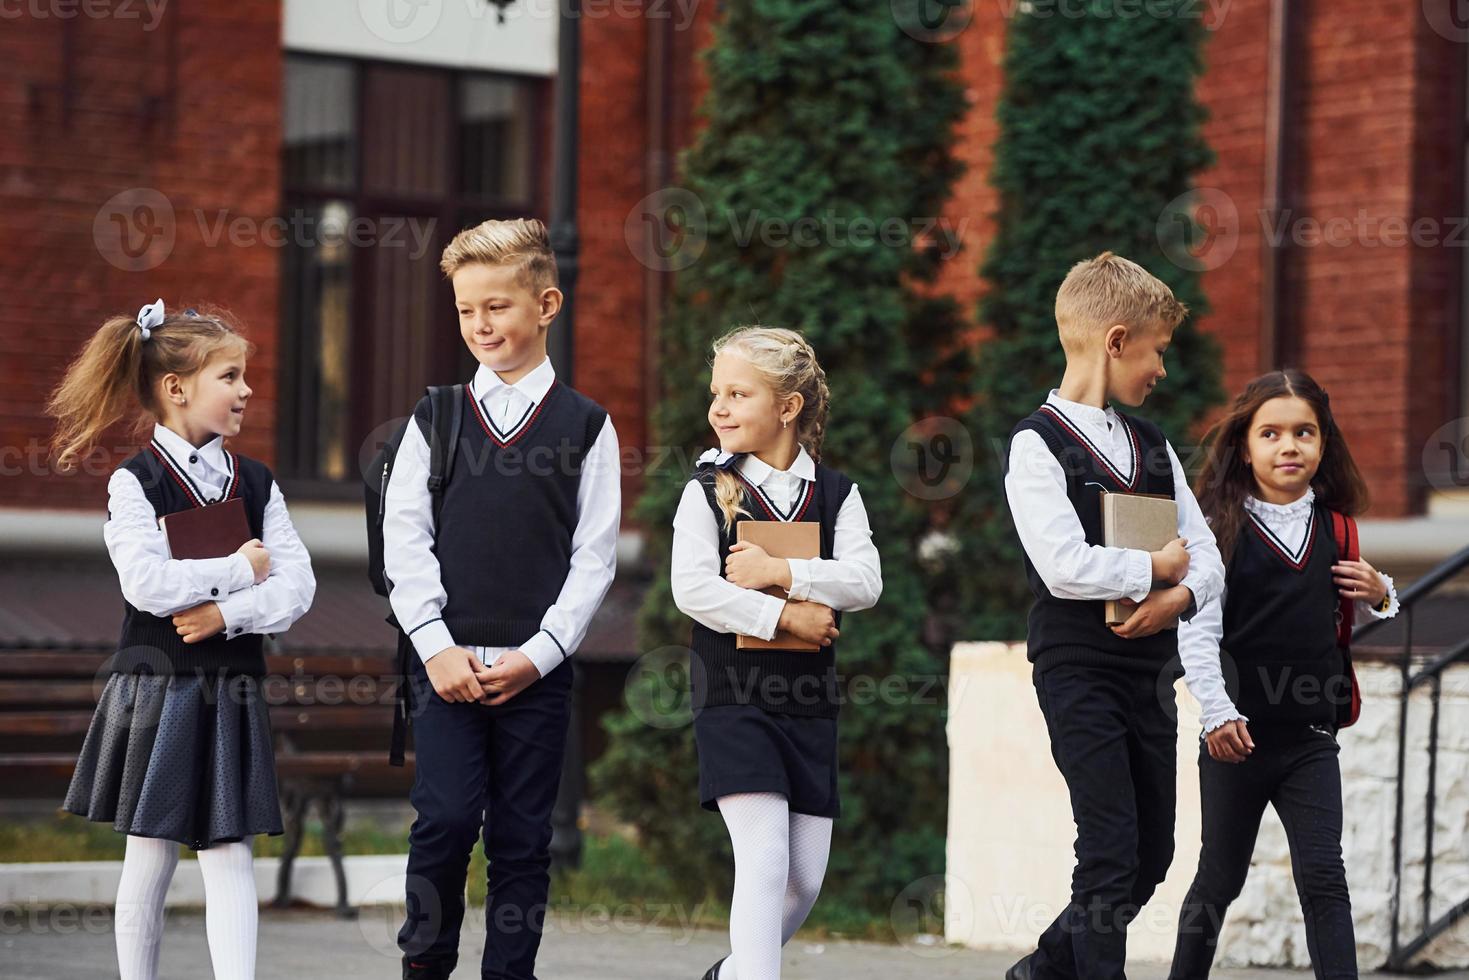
390;385;463;768
424;384;464;535
1329;509;1359;648
1327;508;1363;728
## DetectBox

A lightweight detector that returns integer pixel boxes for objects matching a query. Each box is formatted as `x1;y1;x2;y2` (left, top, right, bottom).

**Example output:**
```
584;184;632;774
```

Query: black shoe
402;954;456;979
1005;952;1036;980
700;957;727;980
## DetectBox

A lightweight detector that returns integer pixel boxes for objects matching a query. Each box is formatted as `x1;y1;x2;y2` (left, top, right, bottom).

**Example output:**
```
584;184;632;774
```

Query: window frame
277;51;551;500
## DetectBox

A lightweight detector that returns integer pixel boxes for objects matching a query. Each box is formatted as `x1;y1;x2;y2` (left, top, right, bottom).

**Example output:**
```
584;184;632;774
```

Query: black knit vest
111;446;272;677
687;458;854;719
1006;404;1179;675
1221;504;1346;726
429;380;608;651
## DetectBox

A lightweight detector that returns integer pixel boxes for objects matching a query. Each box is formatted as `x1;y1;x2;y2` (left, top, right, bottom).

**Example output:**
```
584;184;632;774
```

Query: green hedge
590;0;969;916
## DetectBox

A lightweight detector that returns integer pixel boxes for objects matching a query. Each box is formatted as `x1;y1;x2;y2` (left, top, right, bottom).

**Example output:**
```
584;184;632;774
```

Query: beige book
1100;492;1178;625
734;521;820;651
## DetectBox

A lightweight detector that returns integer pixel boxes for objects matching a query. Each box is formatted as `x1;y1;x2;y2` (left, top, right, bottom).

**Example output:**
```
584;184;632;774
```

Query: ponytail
47;303;252;472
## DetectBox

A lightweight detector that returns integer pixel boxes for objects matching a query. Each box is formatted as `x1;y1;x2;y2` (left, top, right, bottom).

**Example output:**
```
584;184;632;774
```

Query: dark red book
158;497;252;560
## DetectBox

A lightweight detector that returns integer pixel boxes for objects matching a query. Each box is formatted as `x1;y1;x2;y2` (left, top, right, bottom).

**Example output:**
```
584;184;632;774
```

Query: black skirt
693;704;840;818
63;671;283;850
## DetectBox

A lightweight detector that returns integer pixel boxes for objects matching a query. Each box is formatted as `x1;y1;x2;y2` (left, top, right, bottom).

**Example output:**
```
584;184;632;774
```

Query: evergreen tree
591;0;969;914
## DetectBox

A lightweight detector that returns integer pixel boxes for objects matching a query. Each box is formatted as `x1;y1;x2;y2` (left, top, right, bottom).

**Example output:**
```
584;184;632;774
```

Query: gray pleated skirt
63;671;283;850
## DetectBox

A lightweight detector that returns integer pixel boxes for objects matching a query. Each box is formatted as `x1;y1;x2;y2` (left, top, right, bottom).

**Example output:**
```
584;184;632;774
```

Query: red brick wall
0;0;282;510
1193;0;1271;410
1;1;1452;522
575;8;653;519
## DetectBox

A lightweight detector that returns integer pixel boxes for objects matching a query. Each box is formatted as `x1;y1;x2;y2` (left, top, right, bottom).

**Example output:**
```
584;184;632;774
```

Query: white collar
152;423;228;475
1046;389;1118;430
472;356;556;408
1245;486;1316;523
736;445;816;486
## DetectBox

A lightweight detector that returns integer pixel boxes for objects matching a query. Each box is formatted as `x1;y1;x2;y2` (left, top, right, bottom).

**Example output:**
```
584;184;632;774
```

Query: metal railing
1354;544;1469;972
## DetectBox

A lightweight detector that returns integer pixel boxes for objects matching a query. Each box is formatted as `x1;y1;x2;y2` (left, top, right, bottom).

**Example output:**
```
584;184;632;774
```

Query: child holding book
671;326;882;980
1002;253;1225;980
51;300;316;980
1169;369;1397;980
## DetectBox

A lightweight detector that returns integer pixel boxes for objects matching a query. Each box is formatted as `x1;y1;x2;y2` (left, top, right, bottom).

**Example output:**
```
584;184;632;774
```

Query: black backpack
364;385;464;602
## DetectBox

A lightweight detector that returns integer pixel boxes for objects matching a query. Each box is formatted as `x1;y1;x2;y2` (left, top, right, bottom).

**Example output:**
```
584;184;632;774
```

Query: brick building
1;1;1466;795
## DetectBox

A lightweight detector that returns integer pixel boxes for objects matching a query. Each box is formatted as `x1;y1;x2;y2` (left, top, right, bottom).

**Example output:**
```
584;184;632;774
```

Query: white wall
944;641;1469;970
284;0;559;75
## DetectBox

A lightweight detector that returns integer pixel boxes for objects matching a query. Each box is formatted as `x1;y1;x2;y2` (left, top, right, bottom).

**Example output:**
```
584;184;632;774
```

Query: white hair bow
697;447;738;468
136;299;165;341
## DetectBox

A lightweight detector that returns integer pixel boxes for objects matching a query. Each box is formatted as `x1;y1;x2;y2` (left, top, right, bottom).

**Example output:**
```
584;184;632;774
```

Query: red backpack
1327;510;1363;728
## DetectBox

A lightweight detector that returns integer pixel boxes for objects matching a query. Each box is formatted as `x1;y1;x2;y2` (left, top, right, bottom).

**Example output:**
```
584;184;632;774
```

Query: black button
208;497;217;504
211;588;219;596
233;628;242;635
189;454;198;463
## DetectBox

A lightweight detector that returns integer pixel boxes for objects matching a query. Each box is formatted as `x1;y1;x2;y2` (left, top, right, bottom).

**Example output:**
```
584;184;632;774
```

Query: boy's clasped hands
1110;536;1193;640
725;540;840;648
426;647;541;705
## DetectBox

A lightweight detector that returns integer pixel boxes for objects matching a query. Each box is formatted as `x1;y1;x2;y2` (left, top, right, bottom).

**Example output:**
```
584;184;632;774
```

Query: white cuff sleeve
409;619;457;664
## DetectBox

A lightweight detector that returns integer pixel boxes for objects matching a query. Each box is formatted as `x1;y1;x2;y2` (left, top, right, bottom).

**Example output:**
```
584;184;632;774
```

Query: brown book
158;497;252;560
1100;492;1178;625
735;520;820;651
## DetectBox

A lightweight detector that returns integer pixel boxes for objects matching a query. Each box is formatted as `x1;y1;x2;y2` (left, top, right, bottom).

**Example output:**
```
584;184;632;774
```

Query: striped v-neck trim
466;380;558;447
733;468;815;522
1038;403;1140;491
1248;506;1317;572
149;440;239;509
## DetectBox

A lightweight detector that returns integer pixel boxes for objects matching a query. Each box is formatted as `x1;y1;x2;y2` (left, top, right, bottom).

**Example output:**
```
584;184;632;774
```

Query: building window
279;53;547;492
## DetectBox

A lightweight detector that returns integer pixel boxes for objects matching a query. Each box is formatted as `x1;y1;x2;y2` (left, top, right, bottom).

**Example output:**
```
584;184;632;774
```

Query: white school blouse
382;356;622;678
103;423;317;638
1004;390;1225;616
670;446;883;640
1177;487;1400;733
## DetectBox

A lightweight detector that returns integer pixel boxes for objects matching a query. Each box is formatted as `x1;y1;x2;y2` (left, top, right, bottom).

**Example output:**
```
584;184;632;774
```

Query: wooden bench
0;648;413;917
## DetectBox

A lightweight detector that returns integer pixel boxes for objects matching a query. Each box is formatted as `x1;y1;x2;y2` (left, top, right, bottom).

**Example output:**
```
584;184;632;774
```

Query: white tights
114;834;259;980
717;793;833;980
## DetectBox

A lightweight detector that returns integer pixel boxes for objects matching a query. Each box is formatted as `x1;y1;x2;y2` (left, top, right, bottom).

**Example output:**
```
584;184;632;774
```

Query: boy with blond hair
1002;252;1225;980
383;218;621;979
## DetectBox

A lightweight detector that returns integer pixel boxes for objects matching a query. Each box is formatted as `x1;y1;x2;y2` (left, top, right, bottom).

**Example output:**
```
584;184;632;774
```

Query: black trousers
397;654;574;980
1170;724;1356;980
1029;662;1179;980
